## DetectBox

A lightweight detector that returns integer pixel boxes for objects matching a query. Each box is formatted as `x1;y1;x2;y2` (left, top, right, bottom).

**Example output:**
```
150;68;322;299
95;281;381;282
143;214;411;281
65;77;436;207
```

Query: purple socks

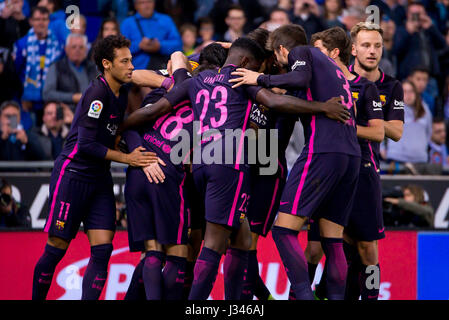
241;250;272;300
81;243;113;300
188;247;221;300
320;237;347;300
223;248;248;300
124;258;146;300
162;255;187;300
271;226;314;300
32;244;66;300
142;250;165;300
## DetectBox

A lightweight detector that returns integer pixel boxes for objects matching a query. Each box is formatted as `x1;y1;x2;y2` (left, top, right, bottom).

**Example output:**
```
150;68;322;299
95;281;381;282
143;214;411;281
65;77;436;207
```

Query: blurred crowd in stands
0;0;448;175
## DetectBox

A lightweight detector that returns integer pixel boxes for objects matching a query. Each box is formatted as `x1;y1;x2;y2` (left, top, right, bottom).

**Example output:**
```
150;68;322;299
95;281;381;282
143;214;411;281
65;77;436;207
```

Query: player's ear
102;58;112;72
331;48;339;60
351;43;356;57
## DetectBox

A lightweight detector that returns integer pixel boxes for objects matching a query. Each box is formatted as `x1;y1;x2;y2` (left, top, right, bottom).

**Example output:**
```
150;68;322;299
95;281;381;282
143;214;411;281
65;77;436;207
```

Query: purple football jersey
349;73;383;170
165;65;261;172
57;75;128;179
258;46;361;158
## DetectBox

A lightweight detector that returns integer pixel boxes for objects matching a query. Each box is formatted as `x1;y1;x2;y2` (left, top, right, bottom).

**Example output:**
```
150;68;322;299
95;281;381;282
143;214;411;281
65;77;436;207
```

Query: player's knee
47;236;70;250
305;243;324;264
357;241;378;265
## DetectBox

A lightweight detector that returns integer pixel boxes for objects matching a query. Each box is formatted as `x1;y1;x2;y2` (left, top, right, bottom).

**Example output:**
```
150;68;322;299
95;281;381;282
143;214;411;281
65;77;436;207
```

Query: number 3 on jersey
196;86;228;134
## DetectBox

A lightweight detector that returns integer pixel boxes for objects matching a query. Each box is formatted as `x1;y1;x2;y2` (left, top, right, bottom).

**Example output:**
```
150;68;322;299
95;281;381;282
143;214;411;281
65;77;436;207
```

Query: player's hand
126;146;158;167
215;41;232;49
229;68;262;88
321;97;351;123
142;158;166;184
384;197;399;205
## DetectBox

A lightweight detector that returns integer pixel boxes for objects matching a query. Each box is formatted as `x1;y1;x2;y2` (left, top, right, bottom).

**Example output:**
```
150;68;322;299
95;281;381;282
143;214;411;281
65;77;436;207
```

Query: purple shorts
247;172;286;237
193;165;250;229
43;167;116;241
344;162;385;241
125;167;189;248
279;153;360;226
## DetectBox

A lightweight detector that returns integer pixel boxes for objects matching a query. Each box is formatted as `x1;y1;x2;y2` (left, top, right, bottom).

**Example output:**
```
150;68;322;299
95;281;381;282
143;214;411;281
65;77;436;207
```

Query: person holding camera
393;1;447;81
384;184;434;227
291;0;326;41
31;101;70;160
0;100;44;162
43;33;98;113
0;178;31;228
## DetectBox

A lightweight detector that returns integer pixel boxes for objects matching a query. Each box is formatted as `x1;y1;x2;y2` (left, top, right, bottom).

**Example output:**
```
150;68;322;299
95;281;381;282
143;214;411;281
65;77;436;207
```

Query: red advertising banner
0;230;416;300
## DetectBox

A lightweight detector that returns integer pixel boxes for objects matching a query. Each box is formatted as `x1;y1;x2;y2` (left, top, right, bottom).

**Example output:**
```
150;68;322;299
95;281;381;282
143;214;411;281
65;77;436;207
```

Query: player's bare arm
131;70;168;88
357;119;385;142
384;120;403;142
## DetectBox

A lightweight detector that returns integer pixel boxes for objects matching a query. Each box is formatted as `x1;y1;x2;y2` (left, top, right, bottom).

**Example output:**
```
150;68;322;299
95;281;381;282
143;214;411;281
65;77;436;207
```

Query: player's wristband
161;77;174;90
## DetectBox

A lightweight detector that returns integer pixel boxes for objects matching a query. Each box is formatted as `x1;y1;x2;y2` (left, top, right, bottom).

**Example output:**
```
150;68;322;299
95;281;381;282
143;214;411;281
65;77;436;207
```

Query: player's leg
305;218;324;284
81;176;117;300
272;212;314;300
81;229;115;300
224;217;252;300
124;251;146;300
32;236;69;300
184;227;203;299
162;244;188;300
33;173;87;300
188;221;233;300
142;240;165;300
357;240;380;300
342;233;363;300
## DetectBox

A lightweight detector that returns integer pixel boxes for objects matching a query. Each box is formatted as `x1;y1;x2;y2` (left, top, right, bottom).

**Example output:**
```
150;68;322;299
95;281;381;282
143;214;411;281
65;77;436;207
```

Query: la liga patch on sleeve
88;100;103;119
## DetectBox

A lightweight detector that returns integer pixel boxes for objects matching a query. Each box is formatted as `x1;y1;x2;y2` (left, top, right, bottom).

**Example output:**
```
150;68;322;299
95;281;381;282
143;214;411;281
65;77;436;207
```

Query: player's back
189;65;257;172
300;47;360;157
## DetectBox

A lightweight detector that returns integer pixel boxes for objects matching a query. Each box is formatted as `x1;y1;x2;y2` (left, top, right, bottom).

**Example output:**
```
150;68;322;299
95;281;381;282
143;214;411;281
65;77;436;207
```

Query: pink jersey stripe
354;75;361;83
263;178;280;235
380;72;385;83
278;160;285;179
292;116;315;215
177;173;187;244
368;141;378;172
228;171;244;226
235;100;252;171
44;144;78;232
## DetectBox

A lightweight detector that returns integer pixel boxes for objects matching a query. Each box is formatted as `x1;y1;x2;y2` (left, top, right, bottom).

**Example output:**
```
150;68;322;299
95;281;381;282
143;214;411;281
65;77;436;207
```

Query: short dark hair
267;24;307;52
310;31;323;46
269;7;290;20
432;117;446;124
409;66;430;77
0;100;20;114
247;28;272;58
93;35;131;73
230;37;266;63
320;27;352;65
31;6;50;18
198;43;228;71
227;4;245;16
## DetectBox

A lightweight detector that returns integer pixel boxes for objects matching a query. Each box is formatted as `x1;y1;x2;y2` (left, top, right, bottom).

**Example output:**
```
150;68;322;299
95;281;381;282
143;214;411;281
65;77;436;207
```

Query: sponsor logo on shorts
280;201;289;206
250;221;263;226
88;100;103;119
378;227;385;233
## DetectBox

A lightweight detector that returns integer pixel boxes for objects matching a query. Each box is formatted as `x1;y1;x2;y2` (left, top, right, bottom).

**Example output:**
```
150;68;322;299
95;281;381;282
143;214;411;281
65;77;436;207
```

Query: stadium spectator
97;0;130;24
223;5;247;43
13;6;64;126
438;28;449;90
380;15;398;77
70;13;87;36
194;16;215;53
120;0;182;70
437;74;449;121
0;100;44;161
393;1;447;81
323;0;345;29
43;33;97;112
180;23;197;56
31;101;69;160
428;118;449;166
384;184;434;227
290;0;327;41
194;0;215;22
154;0;197;28
407;67;436;116
370;0;407;27
37;0;69;43
0;47;23;105
0;178;31;228
384;80;432;165
88;17;120;60
0;0;30;50
340;5;366;35
259;7;291;32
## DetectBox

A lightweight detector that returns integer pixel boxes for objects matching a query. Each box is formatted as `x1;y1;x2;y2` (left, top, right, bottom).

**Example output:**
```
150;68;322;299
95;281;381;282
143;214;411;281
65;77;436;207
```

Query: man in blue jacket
120;0;182;70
